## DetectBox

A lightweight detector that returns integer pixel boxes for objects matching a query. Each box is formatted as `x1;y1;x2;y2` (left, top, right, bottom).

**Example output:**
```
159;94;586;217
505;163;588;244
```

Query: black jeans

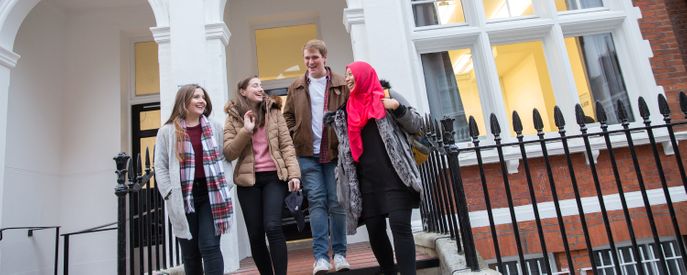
178;180;224;275
237;171;289;275
365;209;416;275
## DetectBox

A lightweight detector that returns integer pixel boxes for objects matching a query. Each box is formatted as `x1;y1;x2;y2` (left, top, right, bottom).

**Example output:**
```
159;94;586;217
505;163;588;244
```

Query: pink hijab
346;61;387;162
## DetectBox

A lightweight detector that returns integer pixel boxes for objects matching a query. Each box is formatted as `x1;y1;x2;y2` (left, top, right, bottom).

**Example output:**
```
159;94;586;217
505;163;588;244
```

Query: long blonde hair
164;84;213;161
226;76;267;129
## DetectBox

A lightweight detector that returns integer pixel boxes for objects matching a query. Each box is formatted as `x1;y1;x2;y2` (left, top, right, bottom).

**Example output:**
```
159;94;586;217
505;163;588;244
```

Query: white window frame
487;254;558;274
585;239;686;275
402;0;669;169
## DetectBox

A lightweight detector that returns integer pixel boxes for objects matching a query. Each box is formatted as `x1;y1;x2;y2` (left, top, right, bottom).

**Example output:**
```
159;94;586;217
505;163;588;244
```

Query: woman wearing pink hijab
328;61;423;275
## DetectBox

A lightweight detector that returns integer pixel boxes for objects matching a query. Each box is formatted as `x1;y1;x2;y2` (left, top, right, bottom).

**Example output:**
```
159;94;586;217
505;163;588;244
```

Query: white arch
0;0;41;50
148;0;170;27
0;2;40;249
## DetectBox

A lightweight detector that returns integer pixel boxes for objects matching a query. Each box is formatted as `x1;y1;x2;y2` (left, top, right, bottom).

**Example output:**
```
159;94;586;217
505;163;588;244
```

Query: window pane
564;33;633;124
556;0;604;12
420;49;485;141
483;0;534;20
255;24;318;80
135;41;160;96
412;0;465;27
139;136;156;187
139;109;161;131
493;41;555;134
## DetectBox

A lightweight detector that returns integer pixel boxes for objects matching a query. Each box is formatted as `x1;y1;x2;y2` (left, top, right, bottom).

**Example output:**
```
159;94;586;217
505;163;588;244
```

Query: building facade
0;0;685;274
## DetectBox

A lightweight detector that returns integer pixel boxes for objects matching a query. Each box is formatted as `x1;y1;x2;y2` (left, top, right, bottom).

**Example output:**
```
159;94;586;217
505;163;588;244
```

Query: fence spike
441;117;456;144
512;111;523;134
680;92;687;117
145;147;151;169
638;96;650;120
595;101;608;124
127;157;135;182
136;154;142;177
616;100;628;123
489;114;501;136
554;106;565;128
658;94;671;117
575;104;586;126
469;116;480;138
533;109;544;132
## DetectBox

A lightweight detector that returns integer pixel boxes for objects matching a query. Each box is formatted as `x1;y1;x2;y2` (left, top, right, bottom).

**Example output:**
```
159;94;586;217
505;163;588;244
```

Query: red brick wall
635;0;687;119
459;141;687;268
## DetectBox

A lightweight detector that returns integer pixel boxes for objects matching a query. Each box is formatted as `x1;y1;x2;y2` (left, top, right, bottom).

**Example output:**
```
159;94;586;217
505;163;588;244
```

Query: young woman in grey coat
331;61;423;275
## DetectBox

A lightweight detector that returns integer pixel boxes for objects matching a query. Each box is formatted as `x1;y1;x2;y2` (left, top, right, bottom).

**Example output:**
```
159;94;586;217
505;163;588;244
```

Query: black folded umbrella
284;190;305;232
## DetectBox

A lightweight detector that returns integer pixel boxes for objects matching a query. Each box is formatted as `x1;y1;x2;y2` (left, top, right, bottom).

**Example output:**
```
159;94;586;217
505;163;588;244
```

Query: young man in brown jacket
283;39;350;274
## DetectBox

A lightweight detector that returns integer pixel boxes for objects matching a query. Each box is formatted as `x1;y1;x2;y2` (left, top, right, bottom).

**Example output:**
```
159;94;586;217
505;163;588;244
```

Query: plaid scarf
179;116;233;235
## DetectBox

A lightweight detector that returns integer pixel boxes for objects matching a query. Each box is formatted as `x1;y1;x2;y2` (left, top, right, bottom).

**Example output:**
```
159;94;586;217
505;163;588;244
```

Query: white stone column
149;0;238;272
344;0;368;61
0;46;19;230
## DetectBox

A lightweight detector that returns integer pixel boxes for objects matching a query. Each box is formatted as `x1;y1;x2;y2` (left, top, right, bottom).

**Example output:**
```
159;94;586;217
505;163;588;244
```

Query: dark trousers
237;172;289;275
178;182;224;275
365;209;416;275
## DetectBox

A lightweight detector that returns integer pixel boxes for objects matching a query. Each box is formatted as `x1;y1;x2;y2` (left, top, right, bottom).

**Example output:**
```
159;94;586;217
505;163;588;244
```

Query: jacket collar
294;66;346;89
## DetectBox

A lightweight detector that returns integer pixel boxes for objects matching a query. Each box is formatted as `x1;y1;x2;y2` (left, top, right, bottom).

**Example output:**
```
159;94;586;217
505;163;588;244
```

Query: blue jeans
298;157;347;260
178;189;223;275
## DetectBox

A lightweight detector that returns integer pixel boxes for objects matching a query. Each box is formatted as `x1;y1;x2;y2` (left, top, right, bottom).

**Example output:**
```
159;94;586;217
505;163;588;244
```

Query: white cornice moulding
150;26;170;43
205;22;230;46
343;8;364;33
0;46;20;68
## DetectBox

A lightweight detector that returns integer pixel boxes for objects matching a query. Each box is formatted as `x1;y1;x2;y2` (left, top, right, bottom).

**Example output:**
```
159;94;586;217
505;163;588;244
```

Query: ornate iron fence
419;93;687;274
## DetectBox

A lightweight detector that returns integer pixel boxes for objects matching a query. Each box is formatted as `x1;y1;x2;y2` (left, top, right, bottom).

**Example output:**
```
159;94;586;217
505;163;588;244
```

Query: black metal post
512;111;552;274
596;102;645;275
114;152;129;275
63;234;69;275
575;105;622;275
441;117;480;271
553;107;597;274
533;109;575;275
616;100;668;274
54;227;60;275
490;114;527;275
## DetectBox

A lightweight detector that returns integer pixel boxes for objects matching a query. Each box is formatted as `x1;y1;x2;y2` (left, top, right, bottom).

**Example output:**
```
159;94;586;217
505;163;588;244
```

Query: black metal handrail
419;92;687;274
61;223;117;275
0;226;60;275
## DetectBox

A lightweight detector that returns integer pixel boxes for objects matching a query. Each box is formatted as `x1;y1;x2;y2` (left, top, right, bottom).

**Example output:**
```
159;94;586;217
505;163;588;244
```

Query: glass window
593;241;686;275
489;258;548;275
555;0;604;12
255;24;318;80
411;0;466;27
134;41;160;96
564;33;633;124
493;41;556;134
139;109;160;131
420;49;485;141
483;0;534;20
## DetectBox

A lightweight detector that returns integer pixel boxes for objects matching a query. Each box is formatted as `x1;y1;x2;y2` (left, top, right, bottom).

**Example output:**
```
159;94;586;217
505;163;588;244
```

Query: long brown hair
226;76;267;130
164;84;213;161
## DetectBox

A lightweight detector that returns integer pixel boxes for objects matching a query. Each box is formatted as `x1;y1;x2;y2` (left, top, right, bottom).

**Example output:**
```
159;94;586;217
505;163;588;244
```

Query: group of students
154;39;424;275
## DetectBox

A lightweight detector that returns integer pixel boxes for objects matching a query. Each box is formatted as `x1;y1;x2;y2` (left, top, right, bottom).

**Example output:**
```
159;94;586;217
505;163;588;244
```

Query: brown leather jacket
223;97;300;187
283;67;349;163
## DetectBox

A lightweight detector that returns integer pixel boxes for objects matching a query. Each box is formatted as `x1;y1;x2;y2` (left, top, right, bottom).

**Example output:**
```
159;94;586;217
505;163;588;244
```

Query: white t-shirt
308;75;327;155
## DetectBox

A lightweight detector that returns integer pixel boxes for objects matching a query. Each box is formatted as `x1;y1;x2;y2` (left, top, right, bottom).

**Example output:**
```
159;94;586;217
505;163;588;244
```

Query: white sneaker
334;254;351;272
313;258;331;275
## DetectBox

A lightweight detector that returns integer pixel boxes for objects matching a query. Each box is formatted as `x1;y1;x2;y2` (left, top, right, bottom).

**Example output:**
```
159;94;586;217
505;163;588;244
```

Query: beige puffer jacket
223;97;300;186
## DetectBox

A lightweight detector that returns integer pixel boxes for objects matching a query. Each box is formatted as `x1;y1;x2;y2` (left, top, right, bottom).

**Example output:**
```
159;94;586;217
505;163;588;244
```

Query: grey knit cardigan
327;91;424;235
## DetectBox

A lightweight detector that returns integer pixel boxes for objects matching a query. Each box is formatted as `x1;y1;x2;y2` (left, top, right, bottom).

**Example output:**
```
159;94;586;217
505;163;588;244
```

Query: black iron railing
419;93;687;274
0;226;60;275
114;149;179;275
61;222;117;275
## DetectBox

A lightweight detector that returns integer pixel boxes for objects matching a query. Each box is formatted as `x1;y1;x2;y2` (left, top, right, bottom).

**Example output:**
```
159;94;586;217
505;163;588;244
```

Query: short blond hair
303;39;327;57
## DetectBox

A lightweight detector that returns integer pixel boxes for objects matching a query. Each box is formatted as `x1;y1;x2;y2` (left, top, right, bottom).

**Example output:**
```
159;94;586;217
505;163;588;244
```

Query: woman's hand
381;98;400;110
243;110;255;132
288;178;301;192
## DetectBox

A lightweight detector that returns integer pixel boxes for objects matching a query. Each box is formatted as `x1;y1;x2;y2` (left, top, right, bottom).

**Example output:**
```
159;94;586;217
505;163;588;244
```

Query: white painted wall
58;5;154;275
2;1;155;274
1;2;66;274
